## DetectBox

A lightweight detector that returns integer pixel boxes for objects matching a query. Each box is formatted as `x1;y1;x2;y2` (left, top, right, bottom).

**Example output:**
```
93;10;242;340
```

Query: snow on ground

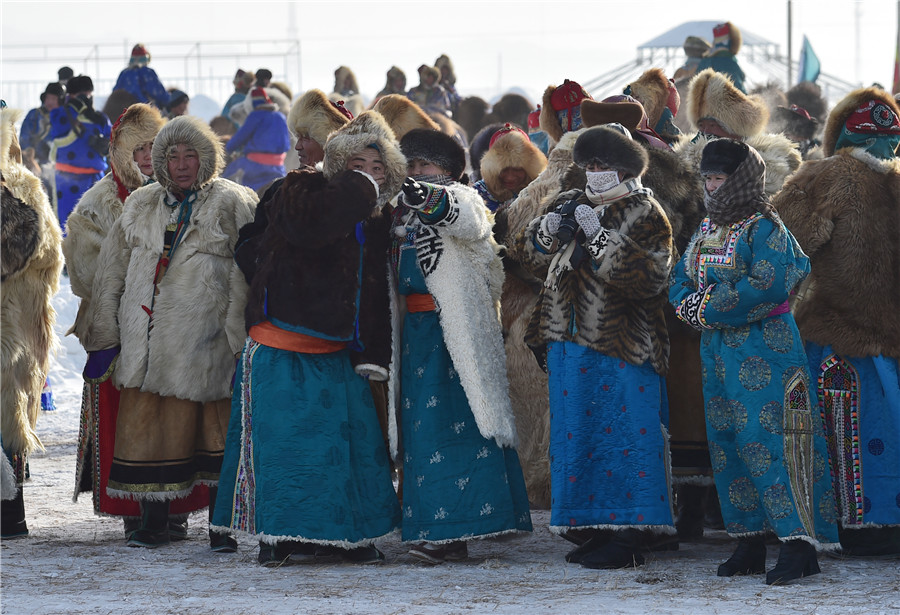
2;279;899;615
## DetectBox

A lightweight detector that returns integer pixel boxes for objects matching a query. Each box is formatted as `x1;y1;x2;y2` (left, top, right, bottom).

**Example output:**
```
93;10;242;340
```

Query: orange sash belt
56;162;101;174
406;293;436;312
247;152;287;165
249;321;348;354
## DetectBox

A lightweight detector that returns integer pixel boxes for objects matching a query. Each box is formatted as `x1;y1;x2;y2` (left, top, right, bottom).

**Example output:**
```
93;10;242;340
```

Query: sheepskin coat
85;116;257;402
774;149;900;359
388;182;517;457
1;108;64;457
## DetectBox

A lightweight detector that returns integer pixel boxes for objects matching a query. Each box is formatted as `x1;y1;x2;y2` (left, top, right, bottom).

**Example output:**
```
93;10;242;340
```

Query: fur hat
434;54;456;86
249;87;273;109
687;68;768;137
823;86;900;156
400;128;466;180
479;123;547;201
384;66;407;91
129;44;150;67
417;64;440;84
167;89;189;111
322;110;406;207
58;66;74;82
255;69;273;86
700;138;749;175
774;105;819;140
40;82;65;105
152;115;225;192
334;66;360;95
108;103;166;191
66;75;94;95
372;94;440;140
625;68;672;129
787;81;828;124
469;122;504;180
288;89;351;146
710;22;742;55
683;36;711;58
572;125;649;179
539;79;593;144
1;107;25;167
580;97;645;132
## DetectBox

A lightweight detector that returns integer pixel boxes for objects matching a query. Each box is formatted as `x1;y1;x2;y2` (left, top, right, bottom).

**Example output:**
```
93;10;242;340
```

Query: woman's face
295;135;324;167
584;162;624;180
697;119;738;139
499;167;527;192
408;159;446;177
346;147;385;185
133;141;154;176
704;173;729;193
167;143;200;190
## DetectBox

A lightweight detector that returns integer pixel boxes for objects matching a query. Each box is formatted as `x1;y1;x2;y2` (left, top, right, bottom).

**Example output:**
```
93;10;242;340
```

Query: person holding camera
46;75;111;231
393;129;532;565
512;124;676;569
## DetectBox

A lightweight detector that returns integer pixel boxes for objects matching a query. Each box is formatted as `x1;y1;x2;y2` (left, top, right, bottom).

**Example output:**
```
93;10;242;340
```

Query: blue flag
798;35;821;83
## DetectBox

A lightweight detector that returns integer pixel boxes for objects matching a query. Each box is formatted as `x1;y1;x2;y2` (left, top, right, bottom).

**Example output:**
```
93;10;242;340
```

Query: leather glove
400;177;427;209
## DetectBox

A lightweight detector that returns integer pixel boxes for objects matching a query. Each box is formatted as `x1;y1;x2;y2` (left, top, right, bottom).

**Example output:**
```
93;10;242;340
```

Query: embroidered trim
689;214;762;290
784;368;816;537
586;227;610;261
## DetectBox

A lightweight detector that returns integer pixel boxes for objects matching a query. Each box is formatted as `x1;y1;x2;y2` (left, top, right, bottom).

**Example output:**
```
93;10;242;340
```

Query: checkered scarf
704;144;775;226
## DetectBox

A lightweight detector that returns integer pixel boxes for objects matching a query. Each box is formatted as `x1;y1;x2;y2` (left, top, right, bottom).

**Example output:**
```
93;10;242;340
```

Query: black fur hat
66;75;94;95
700;138;749;175
400;128;466;180
572;125;648;179
469;122;504;180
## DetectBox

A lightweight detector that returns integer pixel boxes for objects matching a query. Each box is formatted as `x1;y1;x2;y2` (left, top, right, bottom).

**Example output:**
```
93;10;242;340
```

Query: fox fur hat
479;123;547;202
625;68;673;130
322;110;406;207
108;103;166;191
687;68;768;137
572;125;649;179
372;94;440;141
288;89;352;147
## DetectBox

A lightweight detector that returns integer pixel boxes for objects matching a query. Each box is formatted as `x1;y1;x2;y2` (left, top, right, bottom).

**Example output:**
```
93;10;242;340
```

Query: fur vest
515;190;675;375
62;174;124;347
774;150;900;359
1;109;63;456
387;183;517;457
85;179;257;401
674;132;801;197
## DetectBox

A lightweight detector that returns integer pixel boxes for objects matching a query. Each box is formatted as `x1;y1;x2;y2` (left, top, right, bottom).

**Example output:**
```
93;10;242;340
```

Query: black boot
123;516;141;536
580;530;645;569
208;487;237;553
766;539;820;585
717;536;766;576
565;531;612;563
675;484;708;540
127;500;171;548
168;513;189;541
1;486;28;539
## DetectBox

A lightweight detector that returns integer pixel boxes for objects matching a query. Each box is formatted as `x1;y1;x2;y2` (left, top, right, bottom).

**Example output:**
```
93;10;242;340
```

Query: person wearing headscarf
773;87;900;558
0;107;64;539
65;104;210;537
670;138;839;584
212;111;402;566
391;128;532;564
113;44;170;110
84;116;257;551
223;88;291;191
513;125;676;569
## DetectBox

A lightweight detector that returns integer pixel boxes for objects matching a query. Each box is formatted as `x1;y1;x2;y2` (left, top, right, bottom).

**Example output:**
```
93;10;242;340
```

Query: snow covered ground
2;279;899;615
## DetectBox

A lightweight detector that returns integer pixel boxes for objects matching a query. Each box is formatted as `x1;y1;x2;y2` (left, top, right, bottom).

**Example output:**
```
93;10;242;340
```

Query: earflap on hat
687;69;768;137
539;80;592;144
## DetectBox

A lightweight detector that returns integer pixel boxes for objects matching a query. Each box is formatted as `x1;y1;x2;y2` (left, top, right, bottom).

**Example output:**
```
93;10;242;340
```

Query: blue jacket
226;109;290;155
19;107;52;164
47;97;111;173
113;66;169;108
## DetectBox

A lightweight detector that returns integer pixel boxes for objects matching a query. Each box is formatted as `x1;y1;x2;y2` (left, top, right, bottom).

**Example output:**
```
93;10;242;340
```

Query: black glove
554;200;581;244
401;177;427;209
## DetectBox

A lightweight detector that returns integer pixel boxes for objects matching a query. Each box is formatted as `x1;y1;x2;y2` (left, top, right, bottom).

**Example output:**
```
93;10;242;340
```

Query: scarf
703;147;774;227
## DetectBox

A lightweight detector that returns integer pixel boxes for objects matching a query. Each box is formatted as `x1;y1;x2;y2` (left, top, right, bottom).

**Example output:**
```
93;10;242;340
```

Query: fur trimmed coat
1;110;64;457
387;182;517;458
773;149;900;359
85;178;257;402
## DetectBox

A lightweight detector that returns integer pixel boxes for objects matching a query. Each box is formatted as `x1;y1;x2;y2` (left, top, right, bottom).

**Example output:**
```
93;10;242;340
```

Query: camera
554;200;580;244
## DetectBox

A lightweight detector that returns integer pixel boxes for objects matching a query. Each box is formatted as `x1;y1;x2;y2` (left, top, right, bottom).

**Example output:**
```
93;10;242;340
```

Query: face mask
585;170;620;196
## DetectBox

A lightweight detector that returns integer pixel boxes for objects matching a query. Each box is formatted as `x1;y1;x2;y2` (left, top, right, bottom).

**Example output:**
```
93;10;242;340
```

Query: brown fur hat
108;103;166;191
787;81;828;124
824;86;900;156
322;110;406;207
372;94;440;140
333;66;360;94
417;64;440;84
687;68;768;136
709;21;743;55
626;68;671;129
580;98;644;131
288;89;351;146
480;125;547;202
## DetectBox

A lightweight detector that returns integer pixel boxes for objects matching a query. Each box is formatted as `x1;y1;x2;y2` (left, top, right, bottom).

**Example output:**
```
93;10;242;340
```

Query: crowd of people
2;21;899;585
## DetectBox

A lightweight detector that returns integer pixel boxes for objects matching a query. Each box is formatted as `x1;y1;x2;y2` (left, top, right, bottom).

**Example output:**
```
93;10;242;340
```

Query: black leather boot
717;536;766;576
565;531;612;563
675;483;708;540
127;500;171;548
168;513;189;541
208;486;237;553
766;539;820;585
1;486;28;539
580;529;645;569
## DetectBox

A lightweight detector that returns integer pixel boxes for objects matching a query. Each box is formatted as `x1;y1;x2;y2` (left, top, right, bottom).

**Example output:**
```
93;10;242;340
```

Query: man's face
346;147;385;186
295;135;325;167
43;94;61;111
167;143;200;191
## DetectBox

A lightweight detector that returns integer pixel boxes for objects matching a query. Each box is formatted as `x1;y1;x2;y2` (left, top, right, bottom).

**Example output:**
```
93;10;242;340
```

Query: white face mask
585;170;620;196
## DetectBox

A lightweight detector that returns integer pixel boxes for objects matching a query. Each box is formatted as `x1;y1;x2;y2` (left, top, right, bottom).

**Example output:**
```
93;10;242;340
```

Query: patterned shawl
704;144;775;226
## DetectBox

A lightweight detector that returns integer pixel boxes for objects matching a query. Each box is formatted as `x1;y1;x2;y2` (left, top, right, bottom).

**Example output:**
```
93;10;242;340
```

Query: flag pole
787;0;793;88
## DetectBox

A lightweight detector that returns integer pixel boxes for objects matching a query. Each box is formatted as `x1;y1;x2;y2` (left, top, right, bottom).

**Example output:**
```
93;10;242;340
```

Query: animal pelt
287;88;350;146
454;96;489;144
674;132;801;197
773;149;900;359
1;453;16;500
1;108;63;458
787;81;828;125
687;69;768;137
824;87;900;156
372;95;440;140
328;91;366;120
626;68;672;129
539;84;565;145
101;89;139;121
108;103;165;193
480;128;547;202
642;147;705;255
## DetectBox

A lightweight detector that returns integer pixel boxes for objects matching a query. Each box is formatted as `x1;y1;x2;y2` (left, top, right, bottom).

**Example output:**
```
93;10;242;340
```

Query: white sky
1;0;897;109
